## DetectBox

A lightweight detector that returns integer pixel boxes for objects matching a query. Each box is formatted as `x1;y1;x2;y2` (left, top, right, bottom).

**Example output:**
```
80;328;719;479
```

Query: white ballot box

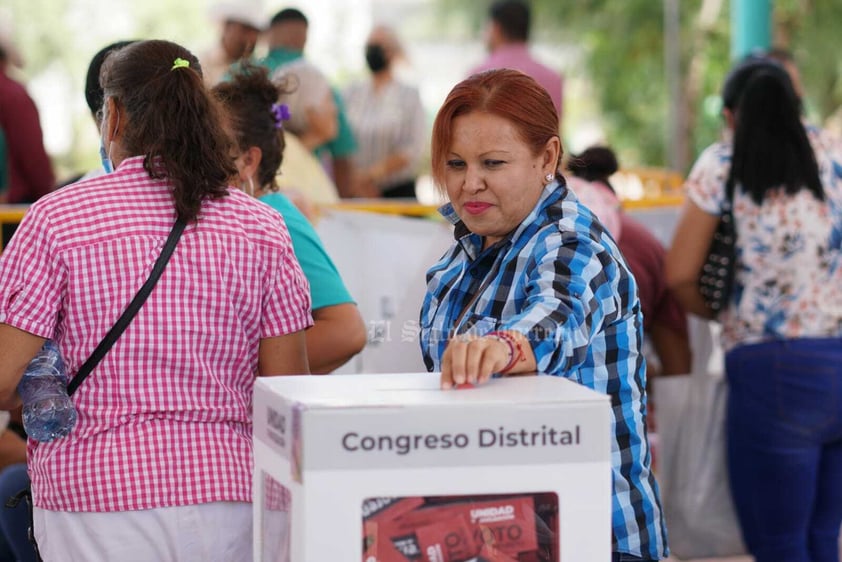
253;373;611;562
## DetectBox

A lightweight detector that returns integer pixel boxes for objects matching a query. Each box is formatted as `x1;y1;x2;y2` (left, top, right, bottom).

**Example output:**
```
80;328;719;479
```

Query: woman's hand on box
440;331;536;389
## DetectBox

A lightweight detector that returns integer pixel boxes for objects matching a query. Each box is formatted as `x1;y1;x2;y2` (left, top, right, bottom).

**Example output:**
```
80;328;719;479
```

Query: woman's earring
545;173;555;183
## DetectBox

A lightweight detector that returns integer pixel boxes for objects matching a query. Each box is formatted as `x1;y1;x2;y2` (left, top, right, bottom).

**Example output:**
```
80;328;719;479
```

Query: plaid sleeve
0;203;64;338
498;216;666;559
499;220;629;379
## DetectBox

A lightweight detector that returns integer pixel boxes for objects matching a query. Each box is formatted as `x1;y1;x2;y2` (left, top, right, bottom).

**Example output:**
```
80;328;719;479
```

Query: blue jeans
726;338;842;562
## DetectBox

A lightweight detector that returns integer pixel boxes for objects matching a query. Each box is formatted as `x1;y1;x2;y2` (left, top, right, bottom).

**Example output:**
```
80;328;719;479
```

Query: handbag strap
68;218;187;397
723;164;737;212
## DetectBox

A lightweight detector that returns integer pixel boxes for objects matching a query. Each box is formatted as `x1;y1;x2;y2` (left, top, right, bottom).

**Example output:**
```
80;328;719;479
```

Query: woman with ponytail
0;40;312;560
666;57;842;561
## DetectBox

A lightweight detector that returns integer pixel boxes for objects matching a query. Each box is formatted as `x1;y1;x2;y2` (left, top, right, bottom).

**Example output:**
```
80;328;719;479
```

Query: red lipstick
463;201;492;215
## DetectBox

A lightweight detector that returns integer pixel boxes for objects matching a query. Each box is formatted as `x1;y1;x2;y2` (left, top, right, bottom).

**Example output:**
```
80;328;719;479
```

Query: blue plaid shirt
419;181;668;559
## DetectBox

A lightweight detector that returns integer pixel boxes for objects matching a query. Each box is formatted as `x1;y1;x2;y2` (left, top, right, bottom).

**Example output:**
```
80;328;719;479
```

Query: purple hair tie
271;103;291;129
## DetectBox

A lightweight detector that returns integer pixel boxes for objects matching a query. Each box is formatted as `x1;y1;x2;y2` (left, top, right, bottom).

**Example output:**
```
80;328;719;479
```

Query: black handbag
698;175;737;315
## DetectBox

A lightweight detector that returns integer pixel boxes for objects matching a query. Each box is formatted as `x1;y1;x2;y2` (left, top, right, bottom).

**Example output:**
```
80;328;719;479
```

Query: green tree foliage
776;0;842;124
553;0;676;167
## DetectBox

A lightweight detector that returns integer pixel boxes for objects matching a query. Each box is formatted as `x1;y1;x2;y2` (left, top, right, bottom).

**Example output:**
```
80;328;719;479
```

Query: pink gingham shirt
0;156;312;512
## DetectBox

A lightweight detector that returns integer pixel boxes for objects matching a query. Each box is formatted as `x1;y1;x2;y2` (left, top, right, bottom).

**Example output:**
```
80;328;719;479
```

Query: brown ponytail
100;39;237;222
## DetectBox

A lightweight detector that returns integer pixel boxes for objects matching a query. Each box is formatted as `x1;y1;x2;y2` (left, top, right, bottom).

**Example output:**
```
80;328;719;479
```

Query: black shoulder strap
68;218;187;397
724;162;737;209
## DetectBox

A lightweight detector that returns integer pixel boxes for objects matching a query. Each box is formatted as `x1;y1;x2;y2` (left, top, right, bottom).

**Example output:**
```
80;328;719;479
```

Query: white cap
208;0;266;31
0;8;23;68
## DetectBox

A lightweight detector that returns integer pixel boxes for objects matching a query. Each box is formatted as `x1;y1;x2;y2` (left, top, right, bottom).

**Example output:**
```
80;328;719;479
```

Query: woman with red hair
419;69;668;562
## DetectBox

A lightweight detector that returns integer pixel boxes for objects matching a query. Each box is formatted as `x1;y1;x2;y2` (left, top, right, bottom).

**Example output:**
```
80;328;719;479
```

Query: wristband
487;331;525;374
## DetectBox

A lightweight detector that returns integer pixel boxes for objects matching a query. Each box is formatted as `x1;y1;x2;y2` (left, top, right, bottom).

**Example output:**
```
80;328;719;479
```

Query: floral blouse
685;127;842;351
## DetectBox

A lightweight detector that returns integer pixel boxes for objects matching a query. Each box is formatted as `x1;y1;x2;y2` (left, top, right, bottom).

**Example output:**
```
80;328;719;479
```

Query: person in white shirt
343;25;427;199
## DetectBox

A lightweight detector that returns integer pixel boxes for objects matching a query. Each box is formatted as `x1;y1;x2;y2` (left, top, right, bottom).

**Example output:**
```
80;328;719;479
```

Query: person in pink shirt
0;39;312;561
468;0;563;125
567;146;691;376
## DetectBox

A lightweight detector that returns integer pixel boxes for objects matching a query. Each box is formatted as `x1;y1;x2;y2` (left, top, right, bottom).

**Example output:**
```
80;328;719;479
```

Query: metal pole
731;0;772;60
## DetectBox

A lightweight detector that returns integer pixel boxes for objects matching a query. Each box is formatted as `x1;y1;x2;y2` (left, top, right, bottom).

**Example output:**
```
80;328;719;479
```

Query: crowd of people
200;2;430;202
0;1;841;561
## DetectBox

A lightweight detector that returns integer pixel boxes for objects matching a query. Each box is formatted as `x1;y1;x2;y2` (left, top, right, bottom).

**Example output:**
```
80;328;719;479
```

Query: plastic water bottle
17;340;77;442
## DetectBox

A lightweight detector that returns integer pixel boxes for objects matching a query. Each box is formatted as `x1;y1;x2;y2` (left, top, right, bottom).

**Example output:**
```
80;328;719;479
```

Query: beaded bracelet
487;331;526;374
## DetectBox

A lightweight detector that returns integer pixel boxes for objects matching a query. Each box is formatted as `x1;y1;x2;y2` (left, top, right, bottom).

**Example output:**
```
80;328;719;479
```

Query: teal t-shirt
260;47;299;73
259;192;353;310
260;48;358;159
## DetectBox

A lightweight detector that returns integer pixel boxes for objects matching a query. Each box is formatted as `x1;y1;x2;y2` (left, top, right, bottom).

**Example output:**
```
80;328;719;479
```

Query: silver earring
545;173;555;183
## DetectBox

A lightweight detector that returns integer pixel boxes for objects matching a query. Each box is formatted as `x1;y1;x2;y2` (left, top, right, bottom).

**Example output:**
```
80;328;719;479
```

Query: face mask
99;105;119;174
99;142;114;174
365;44;388;73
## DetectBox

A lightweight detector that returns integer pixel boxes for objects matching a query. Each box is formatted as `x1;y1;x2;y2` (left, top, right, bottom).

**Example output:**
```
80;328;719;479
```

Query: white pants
34;502;252;562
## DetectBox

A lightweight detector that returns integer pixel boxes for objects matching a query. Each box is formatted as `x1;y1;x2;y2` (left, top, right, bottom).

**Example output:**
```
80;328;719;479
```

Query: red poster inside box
362;493;558;562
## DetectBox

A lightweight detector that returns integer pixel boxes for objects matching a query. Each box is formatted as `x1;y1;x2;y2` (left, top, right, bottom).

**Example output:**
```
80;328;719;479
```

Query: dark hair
567;146;619;191
431;69;561;188
211;64;289;191
758;47;804;112
270;8;307;27
724;59;823;204
722;57;768;111
490;0;530;42
85;40;137;118
100;39;236;222
721;56;793;111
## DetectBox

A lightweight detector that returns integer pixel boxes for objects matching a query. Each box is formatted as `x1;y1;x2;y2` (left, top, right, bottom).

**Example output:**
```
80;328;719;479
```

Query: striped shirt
0;156;312;512
342;78;427;192
419;181;668;559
